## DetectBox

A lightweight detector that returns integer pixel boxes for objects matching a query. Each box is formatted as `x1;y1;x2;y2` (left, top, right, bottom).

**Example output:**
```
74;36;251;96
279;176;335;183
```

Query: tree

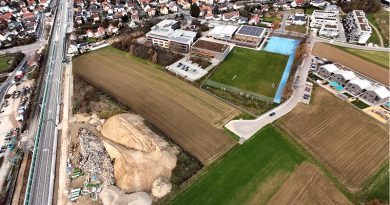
338;0;382;13
272;19;281;30
212;5;219;15
190;3;200;18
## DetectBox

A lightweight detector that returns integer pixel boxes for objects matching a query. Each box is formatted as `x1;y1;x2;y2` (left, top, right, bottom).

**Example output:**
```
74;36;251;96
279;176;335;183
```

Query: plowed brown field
312;43;389;85
278;88;389;190
268;163;353;205
73;47;241;165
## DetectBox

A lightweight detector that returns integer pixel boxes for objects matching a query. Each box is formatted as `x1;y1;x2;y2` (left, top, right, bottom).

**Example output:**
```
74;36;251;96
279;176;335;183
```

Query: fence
203;80;274;103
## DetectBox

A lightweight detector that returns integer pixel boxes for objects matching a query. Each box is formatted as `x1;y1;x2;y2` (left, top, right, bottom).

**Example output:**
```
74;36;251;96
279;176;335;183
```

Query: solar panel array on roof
236;25;265;37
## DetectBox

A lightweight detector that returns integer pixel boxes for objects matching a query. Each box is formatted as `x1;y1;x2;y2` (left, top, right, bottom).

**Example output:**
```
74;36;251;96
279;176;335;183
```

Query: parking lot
166;57;208;82
302;81;313;104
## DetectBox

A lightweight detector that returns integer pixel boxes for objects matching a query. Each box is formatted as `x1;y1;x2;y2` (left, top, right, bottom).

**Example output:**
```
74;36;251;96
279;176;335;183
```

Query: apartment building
318;23;339;38
343;10;372;44
146;20;197;53
310;10;339;28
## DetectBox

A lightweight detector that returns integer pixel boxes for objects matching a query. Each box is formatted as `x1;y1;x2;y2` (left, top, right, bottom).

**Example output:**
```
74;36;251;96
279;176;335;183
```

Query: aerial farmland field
268;163;353;205
169;125;306;205
277;87;389;190
73;46;241;165
209;47;289;98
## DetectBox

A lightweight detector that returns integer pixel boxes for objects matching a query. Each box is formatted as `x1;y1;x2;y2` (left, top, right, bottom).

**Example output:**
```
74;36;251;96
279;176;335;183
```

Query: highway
23;0;68;203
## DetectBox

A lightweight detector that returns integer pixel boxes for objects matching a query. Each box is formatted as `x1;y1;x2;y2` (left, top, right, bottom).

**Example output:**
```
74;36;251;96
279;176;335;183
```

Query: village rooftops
333;69;356;80
192;39;229;53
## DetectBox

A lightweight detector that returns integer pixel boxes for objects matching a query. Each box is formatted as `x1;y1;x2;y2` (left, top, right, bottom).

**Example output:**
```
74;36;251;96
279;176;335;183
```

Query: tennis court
264;37;299;103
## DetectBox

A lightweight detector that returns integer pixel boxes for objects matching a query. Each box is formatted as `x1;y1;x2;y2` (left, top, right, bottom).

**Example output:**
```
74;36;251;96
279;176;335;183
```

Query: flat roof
192;40;229;53
235;25;266;38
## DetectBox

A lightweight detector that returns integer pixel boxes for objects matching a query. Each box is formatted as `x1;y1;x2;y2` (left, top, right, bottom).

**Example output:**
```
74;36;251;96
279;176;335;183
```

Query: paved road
24;0;68;203
0;55;29;103
316;37;390;52
225;34;316;141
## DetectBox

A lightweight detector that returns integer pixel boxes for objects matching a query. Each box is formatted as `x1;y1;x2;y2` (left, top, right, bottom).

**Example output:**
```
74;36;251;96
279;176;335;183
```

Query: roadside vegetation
0;52;24;74
335;46;389;69
169;125;305;205
72;76;129;119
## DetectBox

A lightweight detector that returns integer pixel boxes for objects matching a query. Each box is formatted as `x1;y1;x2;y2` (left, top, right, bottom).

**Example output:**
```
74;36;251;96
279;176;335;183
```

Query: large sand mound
100;186;152;205
101;114;177;194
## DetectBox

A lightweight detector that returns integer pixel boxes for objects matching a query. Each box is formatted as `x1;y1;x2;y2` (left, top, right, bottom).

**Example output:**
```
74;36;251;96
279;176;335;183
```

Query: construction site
64;76;202;205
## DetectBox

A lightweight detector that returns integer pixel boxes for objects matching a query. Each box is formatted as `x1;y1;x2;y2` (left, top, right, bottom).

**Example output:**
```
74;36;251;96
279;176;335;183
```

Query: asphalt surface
26;0;68;203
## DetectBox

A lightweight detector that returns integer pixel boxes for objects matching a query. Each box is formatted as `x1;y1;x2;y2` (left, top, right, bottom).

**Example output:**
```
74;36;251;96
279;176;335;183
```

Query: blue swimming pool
264;37;300;104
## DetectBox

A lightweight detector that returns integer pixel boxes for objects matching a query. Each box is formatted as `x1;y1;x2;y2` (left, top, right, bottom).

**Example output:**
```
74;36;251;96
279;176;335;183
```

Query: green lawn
0;55;11;73
361;165;389;203
367;10;389;47
285;25;307;34
336;46;389;69
351;99;370;109
210;47;289;98
169;125;305;205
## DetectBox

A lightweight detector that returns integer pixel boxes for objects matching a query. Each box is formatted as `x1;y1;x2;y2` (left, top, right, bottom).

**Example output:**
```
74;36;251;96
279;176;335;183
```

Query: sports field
278;87;389;190
73;46;241;165
268;163;353;205
209;47;289;98
169;125;305;205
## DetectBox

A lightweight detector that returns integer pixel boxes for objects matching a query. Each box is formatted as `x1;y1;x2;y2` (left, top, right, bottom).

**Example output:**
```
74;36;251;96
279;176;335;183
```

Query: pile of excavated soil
100;186;152;205
101;114;178;195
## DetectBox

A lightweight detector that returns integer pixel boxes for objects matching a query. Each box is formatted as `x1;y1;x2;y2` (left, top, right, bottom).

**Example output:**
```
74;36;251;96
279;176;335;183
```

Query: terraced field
278;88;389;190
73;46;241;165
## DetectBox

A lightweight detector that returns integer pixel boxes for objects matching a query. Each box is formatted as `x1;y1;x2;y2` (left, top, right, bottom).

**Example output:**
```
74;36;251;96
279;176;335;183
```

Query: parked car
269;112;276;116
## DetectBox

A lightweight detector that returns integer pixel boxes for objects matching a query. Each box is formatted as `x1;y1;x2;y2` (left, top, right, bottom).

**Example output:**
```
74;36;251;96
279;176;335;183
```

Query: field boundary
203;80;274;103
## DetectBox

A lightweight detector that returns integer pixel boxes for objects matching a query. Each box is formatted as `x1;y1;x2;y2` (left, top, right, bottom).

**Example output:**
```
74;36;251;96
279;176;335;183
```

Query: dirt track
73;47;240;165
312;43;389;85
278;88;389;190
268;163;353;205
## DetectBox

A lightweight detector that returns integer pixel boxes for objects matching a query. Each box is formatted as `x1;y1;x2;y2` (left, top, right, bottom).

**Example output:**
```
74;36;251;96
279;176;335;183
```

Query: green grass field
169;125;305;205
336;46;389;69
367;10;389;47
0;55;11;73
209;47;289;98
285;25;307;34
361;165;389;203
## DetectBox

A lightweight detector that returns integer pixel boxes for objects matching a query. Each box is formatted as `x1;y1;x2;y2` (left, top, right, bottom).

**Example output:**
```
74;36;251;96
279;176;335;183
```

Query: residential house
86;29;94;38
160;6;169;15
310;0;326;7
249;14;260;25
233;1;245;10
107;24;119;35
317;64;339;79
361;86;390;105
329;69;356;85
168;2;178;12
292;12;306;25
345;77;371;95
222;11;239;21
238;17;248;24
95;26;106;38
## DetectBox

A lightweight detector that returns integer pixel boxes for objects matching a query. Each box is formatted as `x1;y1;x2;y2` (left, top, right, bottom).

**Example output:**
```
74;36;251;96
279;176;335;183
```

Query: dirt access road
312;43;389;85
73;47;240;165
